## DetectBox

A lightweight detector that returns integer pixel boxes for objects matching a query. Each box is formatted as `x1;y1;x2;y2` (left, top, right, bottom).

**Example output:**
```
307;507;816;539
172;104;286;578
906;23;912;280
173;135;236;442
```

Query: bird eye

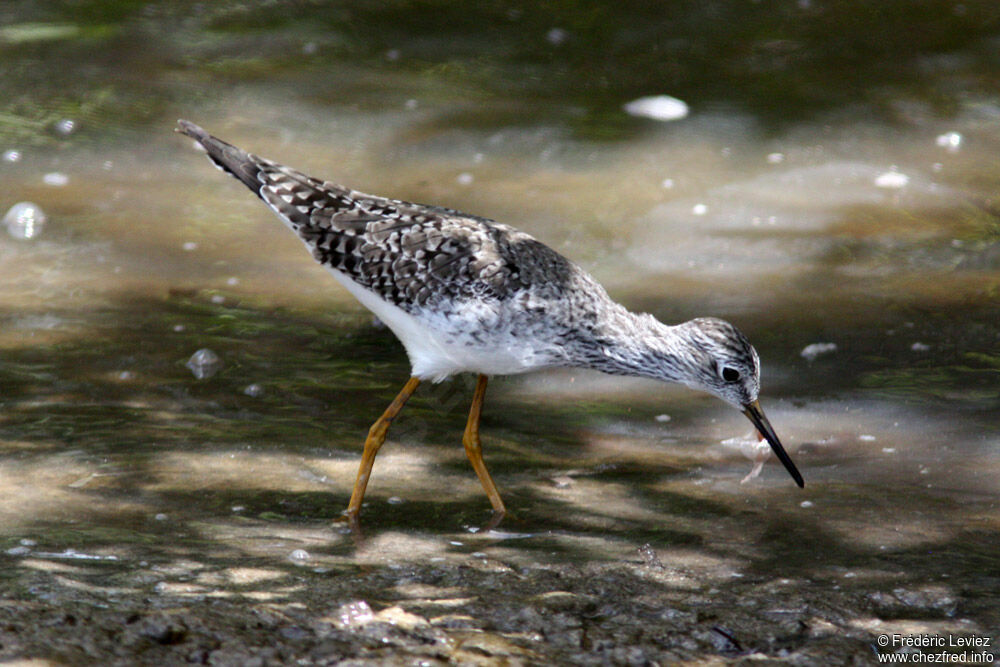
721;367;741;382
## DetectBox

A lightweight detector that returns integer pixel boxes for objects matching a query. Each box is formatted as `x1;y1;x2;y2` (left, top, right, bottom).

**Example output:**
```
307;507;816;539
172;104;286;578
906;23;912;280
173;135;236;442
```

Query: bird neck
567;306;700;385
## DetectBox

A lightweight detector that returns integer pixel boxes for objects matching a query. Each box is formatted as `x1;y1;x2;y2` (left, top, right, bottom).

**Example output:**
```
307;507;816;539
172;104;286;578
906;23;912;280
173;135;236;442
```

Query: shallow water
1;2;999;663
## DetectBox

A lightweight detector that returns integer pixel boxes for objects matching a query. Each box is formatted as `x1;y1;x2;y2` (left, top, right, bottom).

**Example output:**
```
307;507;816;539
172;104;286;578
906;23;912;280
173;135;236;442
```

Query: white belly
325;267;549;382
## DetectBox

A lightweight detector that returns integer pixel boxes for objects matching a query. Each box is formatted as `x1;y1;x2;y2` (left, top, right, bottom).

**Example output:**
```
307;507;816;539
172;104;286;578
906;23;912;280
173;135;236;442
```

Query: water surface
1;2;998;663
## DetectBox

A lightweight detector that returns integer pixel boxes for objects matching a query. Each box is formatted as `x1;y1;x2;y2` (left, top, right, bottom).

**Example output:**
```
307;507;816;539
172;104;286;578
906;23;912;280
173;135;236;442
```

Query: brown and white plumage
178;119;803;522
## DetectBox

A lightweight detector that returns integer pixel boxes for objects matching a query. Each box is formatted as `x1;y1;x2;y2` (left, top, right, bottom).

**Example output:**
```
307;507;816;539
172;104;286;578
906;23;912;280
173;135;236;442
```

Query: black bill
742;400;804;488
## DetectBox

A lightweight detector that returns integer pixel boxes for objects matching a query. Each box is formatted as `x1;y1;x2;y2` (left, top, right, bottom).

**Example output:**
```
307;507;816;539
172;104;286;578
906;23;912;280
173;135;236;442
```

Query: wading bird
178;120;803;525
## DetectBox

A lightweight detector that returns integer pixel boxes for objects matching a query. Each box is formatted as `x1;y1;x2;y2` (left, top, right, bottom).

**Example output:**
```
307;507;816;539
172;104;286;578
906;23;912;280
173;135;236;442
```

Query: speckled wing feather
176;120;576;314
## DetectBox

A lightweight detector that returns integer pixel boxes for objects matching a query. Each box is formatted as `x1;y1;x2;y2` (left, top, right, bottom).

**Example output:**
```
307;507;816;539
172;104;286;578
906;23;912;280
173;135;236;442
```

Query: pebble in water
623;95;689;122
2;149;21;163
333;601;374;629
3;202;47;240
546;27;568;45
289;549;310;562
243;383;264;398
186;348;222;379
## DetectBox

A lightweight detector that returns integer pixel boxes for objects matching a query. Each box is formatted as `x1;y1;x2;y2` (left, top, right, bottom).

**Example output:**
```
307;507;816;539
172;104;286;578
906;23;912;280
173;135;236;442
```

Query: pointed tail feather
176;119;265;195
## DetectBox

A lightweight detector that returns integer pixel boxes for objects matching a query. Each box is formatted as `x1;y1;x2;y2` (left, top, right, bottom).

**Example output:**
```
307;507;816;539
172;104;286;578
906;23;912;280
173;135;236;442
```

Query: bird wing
178;120;538;311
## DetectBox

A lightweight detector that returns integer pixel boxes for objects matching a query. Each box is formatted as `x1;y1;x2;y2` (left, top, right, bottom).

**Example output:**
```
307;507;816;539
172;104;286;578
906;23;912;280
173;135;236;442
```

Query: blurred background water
0;1;998;661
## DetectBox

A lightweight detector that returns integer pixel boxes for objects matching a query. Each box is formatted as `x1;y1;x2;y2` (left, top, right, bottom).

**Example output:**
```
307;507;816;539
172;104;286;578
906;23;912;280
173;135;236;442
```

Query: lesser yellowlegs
177;120;804;523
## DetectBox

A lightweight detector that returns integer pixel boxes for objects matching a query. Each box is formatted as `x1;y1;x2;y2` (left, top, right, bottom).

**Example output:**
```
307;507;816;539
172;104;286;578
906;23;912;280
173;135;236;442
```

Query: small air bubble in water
186;348;222;379
935;132;962;153
54;119;76;136
2;149;21;163
4;202;47;240
243;383;263;398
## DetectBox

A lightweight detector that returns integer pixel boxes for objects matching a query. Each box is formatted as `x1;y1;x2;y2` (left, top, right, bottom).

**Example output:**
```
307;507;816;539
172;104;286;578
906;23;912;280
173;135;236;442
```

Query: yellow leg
344;376;420;520
463;374;506;515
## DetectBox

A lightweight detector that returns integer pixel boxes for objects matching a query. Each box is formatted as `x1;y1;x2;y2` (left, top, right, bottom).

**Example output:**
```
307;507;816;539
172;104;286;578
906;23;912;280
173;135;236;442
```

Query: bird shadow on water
0;293;998;662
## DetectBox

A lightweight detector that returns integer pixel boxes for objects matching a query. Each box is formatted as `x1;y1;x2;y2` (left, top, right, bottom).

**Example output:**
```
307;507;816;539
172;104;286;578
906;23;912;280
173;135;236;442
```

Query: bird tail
176;119;265;196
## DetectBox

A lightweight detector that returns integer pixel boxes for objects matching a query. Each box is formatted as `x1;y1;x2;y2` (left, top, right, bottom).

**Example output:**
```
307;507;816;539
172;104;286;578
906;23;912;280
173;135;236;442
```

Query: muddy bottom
0;524;995;666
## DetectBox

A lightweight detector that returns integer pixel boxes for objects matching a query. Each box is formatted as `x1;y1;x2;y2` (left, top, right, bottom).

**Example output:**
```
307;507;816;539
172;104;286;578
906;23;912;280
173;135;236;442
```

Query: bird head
673;317;804;488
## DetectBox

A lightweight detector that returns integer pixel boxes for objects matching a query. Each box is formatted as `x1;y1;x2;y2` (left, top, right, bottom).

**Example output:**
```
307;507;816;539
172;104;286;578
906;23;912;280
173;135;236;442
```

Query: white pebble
654;414;671;423
154;513;168;521
226;277;239;286
800;501;814;508
623;95;689;122
210;294;225;304
334;601;374;628
660;178;674;189
2;149;21;163
182;241;198;251
43;172;68;186
800;342;837;361
882;448;896;454
910;342;930;352
404;98;419;110
3;202;47;240
874;170;909;189
386;496;404;505
289;549;310;562
692;203;708;216
456;172;474;185
243;383;264;398
858;434;876;442
766;152;785;164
